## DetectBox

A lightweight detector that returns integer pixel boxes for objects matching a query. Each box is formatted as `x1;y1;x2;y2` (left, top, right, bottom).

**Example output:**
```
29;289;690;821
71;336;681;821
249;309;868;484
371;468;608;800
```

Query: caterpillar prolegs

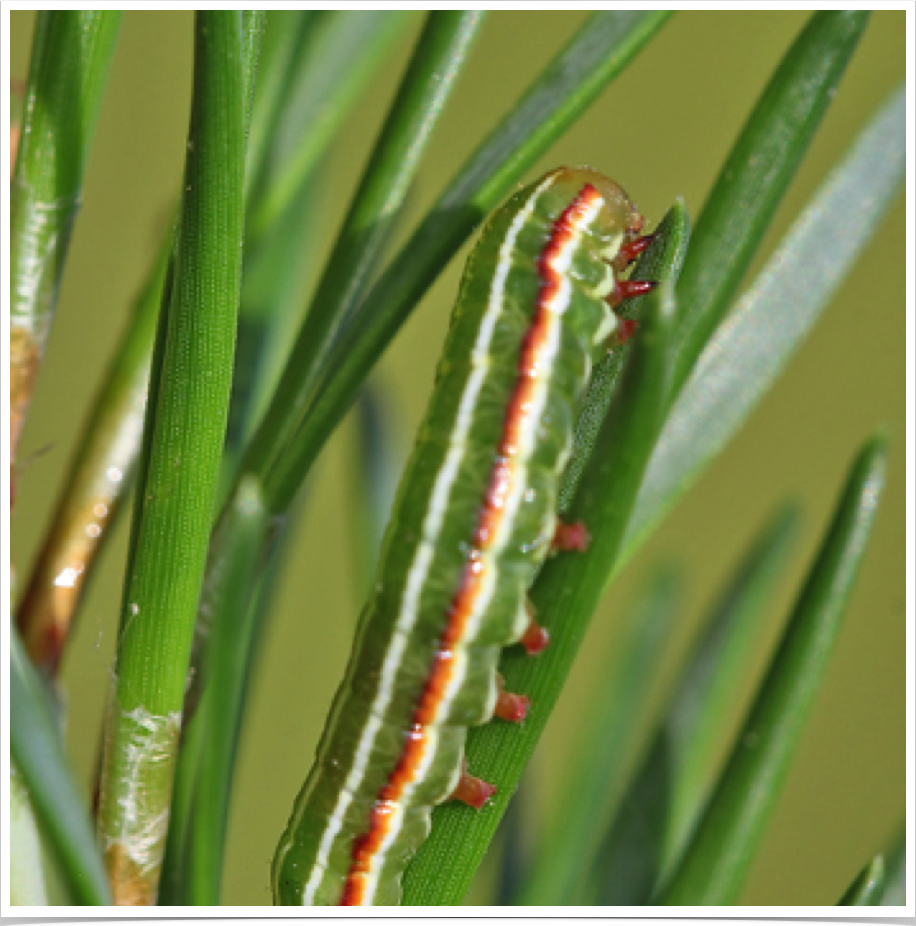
273;167;653;905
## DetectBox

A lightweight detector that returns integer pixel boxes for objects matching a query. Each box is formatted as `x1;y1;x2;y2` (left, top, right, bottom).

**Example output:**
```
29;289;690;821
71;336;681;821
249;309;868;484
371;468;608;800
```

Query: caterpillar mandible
273;166;654;906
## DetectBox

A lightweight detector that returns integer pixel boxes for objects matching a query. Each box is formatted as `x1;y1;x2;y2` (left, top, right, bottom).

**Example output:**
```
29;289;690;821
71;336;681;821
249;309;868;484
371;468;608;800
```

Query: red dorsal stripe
340;183;603;905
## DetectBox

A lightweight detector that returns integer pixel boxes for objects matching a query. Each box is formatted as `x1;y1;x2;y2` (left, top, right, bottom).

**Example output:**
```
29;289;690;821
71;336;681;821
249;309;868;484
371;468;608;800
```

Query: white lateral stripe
436;194;603;699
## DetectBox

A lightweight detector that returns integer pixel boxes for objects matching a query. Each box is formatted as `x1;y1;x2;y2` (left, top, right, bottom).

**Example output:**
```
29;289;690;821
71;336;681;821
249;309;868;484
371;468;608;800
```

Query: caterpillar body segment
273;167;648;905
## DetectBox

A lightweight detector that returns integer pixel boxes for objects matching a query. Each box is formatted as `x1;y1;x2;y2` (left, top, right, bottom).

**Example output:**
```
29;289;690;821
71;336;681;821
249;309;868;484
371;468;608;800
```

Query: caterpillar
273;166;653;906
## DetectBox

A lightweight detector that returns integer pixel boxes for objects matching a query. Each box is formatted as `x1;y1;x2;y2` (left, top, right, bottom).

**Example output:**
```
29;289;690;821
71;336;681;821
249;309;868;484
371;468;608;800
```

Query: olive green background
10;11;905;906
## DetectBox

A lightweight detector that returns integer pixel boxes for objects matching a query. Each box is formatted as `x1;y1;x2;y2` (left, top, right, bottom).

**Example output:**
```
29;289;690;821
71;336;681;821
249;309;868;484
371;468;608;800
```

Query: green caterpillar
273;166;652;905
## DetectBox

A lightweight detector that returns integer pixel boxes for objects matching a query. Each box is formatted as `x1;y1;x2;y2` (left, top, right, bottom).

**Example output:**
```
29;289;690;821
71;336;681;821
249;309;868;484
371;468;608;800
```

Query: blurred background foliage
10;10;903;905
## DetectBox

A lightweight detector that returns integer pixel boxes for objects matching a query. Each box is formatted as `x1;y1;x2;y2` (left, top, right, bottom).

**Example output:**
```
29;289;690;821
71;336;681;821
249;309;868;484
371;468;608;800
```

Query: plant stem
15;243;169;675
658;437;887;905
248;11;417;235
11;629;112;905
95;13;246;905
670;10;870;398
838;856;885;905
518;568;682;905
162;14;416;896
242;11;485;513
587;505;800;905
158;477;272;905
623;83;905;570
10;11;121;465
